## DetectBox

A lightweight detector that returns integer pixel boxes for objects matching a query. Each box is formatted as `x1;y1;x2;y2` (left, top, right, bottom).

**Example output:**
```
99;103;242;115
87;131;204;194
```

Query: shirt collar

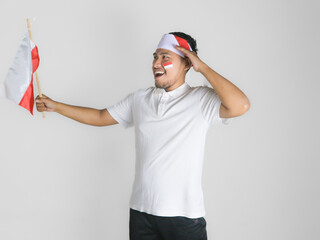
156;81;191;97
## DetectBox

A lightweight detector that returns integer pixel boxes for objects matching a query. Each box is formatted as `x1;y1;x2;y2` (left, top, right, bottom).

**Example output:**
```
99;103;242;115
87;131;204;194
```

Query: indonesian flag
164;61;173;69
0;28;40;115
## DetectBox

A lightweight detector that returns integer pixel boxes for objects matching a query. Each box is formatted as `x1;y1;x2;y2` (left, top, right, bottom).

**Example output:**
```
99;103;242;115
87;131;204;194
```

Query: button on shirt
106;82;232;218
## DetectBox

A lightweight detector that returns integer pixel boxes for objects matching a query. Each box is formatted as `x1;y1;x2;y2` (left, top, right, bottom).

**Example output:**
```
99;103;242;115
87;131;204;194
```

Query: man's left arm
175;45;250;118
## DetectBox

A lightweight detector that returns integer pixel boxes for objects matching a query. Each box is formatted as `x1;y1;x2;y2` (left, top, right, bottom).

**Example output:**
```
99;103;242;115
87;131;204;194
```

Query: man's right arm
35;94;118;127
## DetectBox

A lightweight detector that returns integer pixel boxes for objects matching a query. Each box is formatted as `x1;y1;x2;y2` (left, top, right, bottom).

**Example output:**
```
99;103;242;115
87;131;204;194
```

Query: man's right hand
35;94;56;112
34;94;118;127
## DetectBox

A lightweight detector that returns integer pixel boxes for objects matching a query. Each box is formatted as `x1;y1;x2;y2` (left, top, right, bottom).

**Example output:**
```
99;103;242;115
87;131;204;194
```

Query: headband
156;33;193;58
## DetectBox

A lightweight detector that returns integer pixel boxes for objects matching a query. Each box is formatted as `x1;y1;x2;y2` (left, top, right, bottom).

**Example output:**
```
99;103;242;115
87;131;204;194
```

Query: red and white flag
164;61;173;69
0;28;39;115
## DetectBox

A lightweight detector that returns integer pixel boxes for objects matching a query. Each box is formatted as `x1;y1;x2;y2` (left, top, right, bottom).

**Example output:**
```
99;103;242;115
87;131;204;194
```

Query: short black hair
168;31;198;73
168;31;198;54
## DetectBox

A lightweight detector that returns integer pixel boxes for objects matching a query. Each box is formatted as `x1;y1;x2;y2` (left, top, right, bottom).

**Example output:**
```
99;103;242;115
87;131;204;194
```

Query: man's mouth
154;71;165;79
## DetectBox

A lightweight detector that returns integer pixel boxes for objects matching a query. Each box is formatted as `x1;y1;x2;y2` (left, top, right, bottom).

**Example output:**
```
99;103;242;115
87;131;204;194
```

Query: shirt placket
158;93;169;116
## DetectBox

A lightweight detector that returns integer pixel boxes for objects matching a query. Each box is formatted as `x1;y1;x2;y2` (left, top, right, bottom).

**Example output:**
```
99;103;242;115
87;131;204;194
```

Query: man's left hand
174;45;207;72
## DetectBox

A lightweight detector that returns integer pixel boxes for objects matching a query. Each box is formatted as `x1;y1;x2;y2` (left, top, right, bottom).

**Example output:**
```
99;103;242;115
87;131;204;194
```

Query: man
36;32;250;240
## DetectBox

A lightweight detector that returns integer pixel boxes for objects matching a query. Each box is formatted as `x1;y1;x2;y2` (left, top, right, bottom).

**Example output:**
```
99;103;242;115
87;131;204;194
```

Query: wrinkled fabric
130;208;207;240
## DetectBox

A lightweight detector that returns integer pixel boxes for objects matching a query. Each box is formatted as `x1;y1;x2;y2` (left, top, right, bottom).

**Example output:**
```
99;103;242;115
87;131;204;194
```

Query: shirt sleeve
199;86;233;126
105;91;135;129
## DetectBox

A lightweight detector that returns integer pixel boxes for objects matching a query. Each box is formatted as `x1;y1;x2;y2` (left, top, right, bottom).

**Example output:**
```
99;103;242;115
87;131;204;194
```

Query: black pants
129;208;208;240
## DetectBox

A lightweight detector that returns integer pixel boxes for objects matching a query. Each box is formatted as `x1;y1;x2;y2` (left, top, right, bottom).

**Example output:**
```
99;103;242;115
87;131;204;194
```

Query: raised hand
174;45;207;72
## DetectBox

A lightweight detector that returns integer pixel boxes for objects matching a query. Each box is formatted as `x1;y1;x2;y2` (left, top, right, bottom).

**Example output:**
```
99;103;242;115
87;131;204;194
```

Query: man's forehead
153;48;177;56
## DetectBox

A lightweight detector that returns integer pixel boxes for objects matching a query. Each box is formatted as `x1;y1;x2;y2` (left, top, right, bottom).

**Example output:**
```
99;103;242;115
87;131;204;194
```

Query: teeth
155;72;164;74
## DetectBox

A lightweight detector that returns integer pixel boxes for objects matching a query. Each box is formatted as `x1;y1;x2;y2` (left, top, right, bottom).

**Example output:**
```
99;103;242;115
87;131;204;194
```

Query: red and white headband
156;33;193;58
156;33;209;85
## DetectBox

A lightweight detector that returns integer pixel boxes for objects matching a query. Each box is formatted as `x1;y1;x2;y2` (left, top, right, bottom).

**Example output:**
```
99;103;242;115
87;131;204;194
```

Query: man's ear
184;57;192;71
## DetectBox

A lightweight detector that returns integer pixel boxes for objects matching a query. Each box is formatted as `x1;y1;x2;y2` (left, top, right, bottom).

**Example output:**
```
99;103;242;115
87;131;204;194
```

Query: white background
0;0;319;239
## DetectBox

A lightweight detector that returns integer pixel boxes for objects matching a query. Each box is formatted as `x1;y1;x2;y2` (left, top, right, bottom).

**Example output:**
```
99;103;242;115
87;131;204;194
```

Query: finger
36;94;47;100
38;105;48;111
175;46;198;57
36;96;49;103
174;45;189;53
36;103;45;108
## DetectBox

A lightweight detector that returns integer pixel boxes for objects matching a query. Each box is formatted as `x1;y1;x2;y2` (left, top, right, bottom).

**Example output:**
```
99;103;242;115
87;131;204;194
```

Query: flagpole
26;18;45;118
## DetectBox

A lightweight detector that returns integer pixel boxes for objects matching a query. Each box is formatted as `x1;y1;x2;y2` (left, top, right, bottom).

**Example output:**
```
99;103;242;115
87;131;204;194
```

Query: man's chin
155;77;169;88
154;79;161;87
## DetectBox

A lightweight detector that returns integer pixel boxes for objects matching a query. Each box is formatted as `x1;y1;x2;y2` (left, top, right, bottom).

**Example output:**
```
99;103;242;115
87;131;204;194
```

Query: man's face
152;48;188;90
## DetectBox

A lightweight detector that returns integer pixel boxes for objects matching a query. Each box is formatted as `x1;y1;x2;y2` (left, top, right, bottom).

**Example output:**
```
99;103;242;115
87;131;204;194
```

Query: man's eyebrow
153;52;171;56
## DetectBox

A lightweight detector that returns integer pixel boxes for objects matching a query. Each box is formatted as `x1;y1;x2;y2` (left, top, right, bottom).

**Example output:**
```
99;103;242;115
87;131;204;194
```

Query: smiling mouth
155;73;164;77
154;71;165;79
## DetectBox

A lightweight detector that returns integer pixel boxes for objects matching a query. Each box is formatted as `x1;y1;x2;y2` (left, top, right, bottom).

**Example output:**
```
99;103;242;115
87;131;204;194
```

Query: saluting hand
174;45;207;72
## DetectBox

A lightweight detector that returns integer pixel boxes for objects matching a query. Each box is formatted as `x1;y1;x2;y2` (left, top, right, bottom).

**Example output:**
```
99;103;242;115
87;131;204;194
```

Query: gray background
0;0;319;239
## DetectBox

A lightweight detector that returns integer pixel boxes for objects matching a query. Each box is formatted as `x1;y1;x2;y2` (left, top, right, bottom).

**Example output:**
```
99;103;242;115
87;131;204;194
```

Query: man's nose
153;58;162;68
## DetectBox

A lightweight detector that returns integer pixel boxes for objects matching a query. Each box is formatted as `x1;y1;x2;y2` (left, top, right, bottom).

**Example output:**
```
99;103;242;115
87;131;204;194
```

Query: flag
164;61;173;69
0;28;39;115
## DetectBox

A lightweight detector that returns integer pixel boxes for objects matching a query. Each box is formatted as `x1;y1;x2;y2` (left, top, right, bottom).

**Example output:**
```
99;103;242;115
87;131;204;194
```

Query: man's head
152;32;198;91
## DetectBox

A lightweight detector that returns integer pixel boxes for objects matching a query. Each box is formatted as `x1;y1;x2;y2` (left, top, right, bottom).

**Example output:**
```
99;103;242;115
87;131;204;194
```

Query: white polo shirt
106;81;232;218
